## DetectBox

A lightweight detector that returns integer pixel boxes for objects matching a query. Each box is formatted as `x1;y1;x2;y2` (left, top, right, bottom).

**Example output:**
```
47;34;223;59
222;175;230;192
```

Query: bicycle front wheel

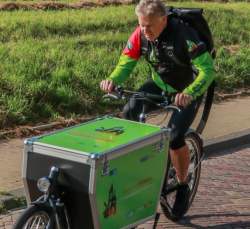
160;132;202;220
13;205;51;229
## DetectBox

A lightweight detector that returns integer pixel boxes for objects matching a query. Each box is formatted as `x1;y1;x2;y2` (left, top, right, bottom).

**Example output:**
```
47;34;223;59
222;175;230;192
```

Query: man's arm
178;22;217;101
182;52;216;99
106;54;139;85
100;27;142;93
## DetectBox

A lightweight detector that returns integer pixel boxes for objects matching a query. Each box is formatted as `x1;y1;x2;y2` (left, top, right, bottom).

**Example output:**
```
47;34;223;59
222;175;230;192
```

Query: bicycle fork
34;167;71;229
139;99;149;123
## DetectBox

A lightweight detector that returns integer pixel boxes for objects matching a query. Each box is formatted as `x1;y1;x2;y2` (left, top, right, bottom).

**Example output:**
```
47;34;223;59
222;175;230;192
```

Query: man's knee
169;138;186;150
123;104;133;120
169;130;186;150
123;99;141;121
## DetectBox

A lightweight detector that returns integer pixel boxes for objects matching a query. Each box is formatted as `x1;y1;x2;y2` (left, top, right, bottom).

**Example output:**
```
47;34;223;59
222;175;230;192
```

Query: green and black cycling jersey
107;17;216;100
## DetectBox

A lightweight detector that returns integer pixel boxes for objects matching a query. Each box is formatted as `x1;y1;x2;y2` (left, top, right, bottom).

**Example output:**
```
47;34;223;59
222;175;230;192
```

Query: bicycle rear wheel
160;132;202;220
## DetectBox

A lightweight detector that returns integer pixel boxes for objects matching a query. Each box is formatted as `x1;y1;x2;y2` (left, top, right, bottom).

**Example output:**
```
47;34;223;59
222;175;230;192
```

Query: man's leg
167;95;203;218
123;78;163;121
170;145;190;182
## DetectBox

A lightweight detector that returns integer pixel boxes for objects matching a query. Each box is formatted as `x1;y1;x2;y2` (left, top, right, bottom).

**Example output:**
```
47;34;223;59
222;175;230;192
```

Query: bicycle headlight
37;177;51;192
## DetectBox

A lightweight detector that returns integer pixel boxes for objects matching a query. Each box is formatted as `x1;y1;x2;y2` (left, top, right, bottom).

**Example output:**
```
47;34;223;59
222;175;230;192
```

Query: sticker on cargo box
148;201;154;208
109;168;117;176
95;126;125;135
103;184;117;219
140;155;149;163
152;143;159;151
126;209;135;219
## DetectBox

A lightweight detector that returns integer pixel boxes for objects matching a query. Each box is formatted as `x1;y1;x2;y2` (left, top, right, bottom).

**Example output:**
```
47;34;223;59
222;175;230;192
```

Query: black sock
178;179;188;186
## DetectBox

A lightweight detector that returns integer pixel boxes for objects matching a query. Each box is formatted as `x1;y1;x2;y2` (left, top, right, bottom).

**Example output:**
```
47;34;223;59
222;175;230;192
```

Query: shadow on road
174;213;250;228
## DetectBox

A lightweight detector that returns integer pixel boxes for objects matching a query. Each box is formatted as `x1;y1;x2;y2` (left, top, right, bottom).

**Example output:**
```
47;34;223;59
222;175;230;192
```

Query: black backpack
165;6;216;59
166;7;217;135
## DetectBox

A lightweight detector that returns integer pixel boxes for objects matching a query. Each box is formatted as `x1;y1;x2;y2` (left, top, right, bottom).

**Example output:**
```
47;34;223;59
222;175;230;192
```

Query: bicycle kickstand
152;212;160;229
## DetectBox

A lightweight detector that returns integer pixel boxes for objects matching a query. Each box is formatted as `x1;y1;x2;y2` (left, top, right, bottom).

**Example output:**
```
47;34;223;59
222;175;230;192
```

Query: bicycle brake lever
163;105;180;112
102;94;126;100
102;94;118;100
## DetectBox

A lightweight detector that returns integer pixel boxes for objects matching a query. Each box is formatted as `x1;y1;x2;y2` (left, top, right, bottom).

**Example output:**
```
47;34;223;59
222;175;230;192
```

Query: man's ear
163;15;167;26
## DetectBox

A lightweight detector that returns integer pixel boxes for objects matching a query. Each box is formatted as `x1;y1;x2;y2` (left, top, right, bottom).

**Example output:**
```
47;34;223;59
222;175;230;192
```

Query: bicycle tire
160;132;202;220
13;205;52;229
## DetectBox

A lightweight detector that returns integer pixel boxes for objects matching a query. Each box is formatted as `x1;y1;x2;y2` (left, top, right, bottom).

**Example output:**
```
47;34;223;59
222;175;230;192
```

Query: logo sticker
140;155;149;163
186;40;198;52
95;126;125;135
109;168;117;176
103;184;117;219
152;143;159;151
126;210;135;219
148;201;153;208
126;41;132;50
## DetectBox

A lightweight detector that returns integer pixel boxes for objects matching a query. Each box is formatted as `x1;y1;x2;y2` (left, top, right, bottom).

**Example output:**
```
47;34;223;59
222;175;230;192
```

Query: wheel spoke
35;217;41;229
161;133;202;220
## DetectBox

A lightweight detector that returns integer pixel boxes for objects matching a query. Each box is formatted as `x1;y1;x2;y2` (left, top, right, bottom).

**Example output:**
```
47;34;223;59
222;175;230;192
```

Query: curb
1;128;250;213
0;188;26;213
203;128;250;157
0;113;122;138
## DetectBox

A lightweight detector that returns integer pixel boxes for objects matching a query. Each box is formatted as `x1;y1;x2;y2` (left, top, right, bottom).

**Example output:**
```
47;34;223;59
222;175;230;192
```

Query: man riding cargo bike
13;0;217;228
100;0;216;219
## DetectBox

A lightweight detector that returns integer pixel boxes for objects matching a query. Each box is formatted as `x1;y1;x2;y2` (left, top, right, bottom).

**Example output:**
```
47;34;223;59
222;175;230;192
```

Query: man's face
138;14;167;41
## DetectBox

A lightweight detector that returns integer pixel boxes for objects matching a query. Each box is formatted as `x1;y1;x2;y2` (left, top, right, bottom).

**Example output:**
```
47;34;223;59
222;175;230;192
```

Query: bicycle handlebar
102;86;180;112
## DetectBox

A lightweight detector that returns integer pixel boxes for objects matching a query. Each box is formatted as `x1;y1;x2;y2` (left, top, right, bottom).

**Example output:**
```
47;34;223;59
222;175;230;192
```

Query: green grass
0;201;4;213
0;1;250;127
0;190;10;195
14;196;27;207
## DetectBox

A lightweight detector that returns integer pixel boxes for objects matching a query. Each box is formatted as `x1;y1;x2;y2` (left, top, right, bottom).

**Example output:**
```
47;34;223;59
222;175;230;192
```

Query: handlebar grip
168;93;177;104
112;86;118;92
113;86;123;99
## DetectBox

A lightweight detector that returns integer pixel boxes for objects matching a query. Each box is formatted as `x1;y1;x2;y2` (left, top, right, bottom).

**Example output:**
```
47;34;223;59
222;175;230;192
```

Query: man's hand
100;80;116;93
175;93;193;106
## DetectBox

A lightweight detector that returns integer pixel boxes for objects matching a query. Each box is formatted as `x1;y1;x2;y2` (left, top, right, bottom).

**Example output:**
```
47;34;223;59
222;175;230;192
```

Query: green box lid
36;117;163;154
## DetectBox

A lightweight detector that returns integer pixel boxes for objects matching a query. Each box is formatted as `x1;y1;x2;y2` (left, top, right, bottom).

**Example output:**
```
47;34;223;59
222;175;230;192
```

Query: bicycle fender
185;129;204;152
186;128;200;137
30;201;51;209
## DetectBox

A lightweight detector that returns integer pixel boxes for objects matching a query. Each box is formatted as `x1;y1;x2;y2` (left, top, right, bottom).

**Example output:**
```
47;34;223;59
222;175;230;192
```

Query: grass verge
0;1;250;127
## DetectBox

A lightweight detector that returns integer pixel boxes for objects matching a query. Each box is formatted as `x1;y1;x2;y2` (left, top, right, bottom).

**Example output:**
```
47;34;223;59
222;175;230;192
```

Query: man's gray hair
135;0;166;17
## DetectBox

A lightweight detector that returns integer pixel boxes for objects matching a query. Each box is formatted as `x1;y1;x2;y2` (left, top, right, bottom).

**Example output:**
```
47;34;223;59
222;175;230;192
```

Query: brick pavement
1;145;250;228
138;145;250;228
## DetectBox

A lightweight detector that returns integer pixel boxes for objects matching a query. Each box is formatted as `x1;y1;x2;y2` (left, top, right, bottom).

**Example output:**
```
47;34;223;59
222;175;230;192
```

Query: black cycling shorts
123;78;203;150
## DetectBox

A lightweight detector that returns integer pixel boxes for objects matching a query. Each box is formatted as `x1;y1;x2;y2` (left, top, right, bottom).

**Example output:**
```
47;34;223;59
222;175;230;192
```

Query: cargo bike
13;86;204;229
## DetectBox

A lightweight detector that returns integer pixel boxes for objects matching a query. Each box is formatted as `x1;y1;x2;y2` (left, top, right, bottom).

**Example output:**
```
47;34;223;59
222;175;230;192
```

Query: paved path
1;145;250;228
0;139;24;191
148;97;250;140
1;97;250;228
1;97;250;192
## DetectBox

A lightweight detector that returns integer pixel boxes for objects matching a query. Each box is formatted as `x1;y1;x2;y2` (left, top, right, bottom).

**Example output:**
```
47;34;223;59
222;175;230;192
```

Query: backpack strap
196;80;217;134
165;16;189;67
140;32;149;58
140;16;187;67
